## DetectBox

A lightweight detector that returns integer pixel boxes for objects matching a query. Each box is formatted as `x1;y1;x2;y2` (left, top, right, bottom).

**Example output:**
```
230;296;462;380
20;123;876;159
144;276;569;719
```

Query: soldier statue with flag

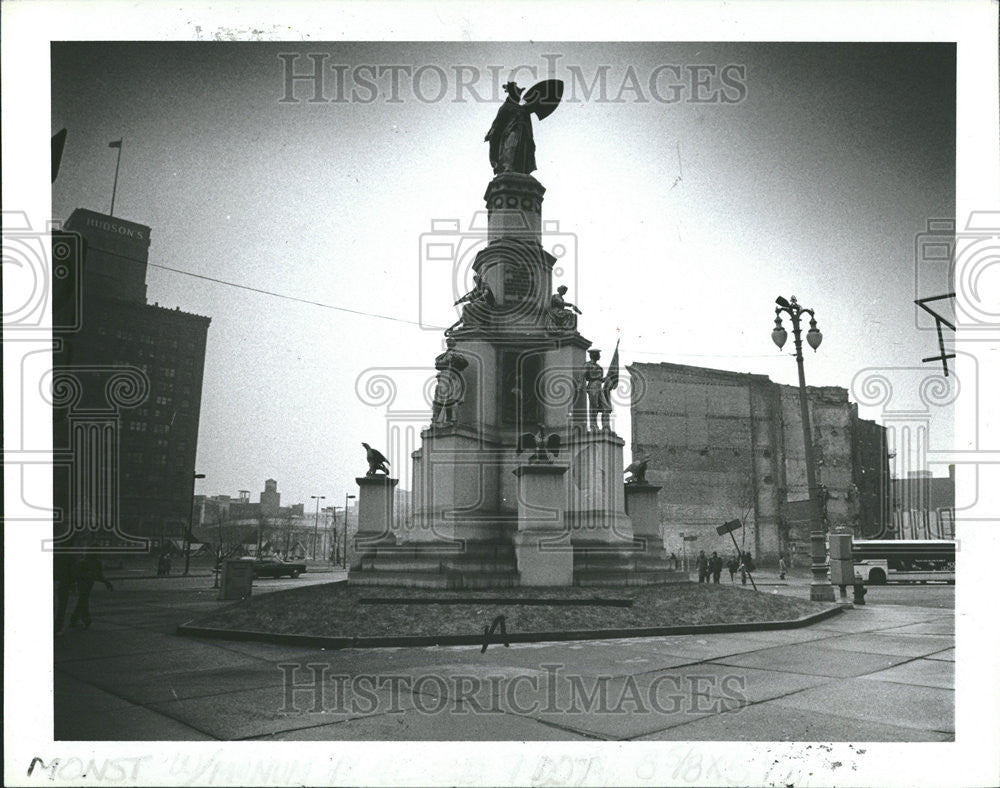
582;340;619;431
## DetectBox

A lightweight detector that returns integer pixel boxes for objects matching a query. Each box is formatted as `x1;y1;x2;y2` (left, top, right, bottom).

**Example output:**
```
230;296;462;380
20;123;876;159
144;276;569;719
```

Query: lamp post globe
771;316;788;349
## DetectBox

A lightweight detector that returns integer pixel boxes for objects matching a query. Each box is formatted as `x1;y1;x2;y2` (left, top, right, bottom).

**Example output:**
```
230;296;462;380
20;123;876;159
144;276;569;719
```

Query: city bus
851;538;956;584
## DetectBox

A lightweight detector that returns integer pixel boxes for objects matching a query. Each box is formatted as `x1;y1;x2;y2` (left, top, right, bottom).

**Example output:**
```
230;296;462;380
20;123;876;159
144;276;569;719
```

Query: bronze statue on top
485;80;564;175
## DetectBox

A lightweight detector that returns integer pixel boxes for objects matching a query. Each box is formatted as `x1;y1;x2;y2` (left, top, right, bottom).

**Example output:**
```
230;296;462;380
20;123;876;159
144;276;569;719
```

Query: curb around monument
175;605;843;650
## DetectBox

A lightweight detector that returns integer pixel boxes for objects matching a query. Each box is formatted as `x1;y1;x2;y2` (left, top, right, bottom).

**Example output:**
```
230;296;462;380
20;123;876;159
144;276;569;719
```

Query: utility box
219;560;254;601
830;557;855;586
829;534;852;560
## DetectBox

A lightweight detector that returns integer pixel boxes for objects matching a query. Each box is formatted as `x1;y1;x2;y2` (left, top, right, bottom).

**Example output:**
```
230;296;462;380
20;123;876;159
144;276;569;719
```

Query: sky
51;41;957;506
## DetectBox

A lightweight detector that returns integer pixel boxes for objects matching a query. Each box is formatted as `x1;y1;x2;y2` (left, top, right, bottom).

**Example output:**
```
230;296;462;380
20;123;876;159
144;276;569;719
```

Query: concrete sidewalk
53;578;954;741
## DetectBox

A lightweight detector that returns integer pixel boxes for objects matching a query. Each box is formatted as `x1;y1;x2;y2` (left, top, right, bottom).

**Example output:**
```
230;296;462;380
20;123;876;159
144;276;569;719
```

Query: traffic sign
716;519;742;536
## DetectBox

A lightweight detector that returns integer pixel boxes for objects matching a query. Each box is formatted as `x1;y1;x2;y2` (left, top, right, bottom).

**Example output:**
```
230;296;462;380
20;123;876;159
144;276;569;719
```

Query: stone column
483;173;545;244
354;476;398;554
513;463;573;586
625;482;666;558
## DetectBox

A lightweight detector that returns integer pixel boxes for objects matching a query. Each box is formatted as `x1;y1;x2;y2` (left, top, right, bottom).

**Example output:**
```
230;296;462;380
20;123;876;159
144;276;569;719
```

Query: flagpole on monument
108;139;123;217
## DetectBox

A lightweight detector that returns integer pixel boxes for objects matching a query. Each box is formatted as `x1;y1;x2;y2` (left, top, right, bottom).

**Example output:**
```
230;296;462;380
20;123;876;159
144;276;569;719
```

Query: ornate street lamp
343;493;356;568
311;495;326;560
183;472;206;576
772;295;835;602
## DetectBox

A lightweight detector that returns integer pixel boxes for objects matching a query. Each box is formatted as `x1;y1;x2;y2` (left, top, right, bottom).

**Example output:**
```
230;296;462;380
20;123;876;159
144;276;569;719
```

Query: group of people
696;550;756;585
53;549;114;634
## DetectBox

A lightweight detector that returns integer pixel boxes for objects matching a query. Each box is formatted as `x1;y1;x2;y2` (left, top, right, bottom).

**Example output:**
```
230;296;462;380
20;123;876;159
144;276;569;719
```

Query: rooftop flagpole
108;139;123;216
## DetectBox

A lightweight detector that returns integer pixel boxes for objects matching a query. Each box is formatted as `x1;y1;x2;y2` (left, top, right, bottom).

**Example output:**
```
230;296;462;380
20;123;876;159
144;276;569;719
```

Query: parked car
249;557;307;579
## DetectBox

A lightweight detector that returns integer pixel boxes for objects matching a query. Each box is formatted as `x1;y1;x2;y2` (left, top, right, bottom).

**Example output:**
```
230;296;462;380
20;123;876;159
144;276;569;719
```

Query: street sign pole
717;519;757;591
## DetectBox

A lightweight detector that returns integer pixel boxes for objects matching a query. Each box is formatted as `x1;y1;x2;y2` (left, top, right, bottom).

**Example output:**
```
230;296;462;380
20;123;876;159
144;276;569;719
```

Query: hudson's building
53;208;211;544
629;362;890;565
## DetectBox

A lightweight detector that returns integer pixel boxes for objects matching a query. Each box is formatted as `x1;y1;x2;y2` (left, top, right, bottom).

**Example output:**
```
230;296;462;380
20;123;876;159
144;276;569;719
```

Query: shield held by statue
522;79;564;120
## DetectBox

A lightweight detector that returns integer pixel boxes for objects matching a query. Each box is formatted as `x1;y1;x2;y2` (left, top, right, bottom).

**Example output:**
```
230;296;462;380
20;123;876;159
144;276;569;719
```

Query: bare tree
735;466;755;553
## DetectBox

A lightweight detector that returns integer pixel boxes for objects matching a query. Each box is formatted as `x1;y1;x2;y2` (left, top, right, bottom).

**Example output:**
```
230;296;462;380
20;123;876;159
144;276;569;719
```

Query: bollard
853;581;867;605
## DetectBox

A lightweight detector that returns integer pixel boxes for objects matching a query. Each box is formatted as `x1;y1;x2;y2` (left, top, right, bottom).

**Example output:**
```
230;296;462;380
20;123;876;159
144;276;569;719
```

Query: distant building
196;479;316;557
890;466;955;539
53;208;211;545
629;362;890;565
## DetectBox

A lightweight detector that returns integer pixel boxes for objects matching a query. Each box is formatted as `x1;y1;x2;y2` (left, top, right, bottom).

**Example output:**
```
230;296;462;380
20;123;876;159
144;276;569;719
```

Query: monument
349;80;685;588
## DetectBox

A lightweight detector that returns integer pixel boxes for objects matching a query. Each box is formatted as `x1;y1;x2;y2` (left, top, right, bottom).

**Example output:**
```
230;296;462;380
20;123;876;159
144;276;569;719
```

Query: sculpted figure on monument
445;274;495;336
582;349;613;431
485;80;564;175
545;285;582;333
582;344;621;432
362;442;391;476
431;336;469;425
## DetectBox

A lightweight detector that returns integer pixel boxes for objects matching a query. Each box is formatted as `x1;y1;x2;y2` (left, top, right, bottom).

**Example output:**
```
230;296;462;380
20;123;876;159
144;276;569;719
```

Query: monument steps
348;570;451;589
574;569;689;587
352;539;520;586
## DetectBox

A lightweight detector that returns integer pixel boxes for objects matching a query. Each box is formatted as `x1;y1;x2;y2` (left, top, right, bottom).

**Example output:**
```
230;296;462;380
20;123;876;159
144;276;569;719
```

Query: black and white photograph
3;1;1000;786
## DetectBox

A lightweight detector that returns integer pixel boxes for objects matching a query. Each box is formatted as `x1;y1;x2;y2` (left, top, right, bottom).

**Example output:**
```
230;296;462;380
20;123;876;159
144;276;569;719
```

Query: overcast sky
51;41;956;505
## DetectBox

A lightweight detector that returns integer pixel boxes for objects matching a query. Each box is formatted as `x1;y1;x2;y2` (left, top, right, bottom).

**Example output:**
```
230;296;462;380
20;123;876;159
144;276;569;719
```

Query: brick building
629;362;889;566
52;208;211;545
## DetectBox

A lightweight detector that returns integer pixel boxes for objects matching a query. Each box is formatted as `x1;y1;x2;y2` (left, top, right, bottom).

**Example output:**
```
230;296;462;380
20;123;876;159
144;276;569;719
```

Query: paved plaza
53;572;954;742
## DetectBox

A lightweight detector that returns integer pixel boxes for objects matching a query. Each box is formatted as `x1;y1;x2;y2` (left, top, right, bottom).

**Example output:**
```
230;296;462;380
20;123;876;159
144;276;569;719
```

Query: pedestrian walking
54;549;76;635
727;555;738;583
710;552;723;584
669;552;678;571
70;550;114;629
695;550;708;583
778;553;787;580
740;552;755;586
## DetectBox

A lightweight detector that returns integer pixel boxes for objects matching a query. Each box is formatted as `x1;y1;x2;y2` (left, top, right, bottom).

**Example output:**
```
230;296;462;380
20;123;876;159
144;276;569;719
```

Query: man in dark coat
695;550;708;583
54;549;76;635
710;552;723;584
70;550;114;628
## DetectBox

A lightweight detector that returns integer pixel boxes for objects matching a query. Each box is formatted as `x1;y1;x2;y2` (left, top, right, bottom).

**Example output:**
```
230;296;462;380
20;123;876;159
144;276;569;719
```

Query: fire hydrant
853;581;867;605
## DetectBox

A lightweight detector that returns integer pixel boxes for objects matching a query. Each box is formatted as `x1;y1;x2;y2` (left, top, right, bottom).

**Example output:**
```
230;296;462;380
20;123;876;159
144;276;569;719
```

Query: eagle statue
362;442;391;476
624;457;649;485
517;425;562;464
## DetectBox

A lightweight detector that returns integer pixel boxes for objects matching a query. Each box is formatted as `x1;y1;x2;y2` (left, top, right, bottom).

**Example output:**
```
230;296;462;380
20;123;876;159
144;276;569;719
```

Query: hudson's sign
64;209;152;260
83;215;147;240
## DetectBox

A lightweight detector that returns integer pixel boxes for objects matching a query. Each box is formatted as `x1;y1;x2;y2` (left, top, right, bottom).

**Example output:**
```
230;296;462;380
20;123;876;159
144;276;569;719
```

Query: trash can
219;560;254;600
